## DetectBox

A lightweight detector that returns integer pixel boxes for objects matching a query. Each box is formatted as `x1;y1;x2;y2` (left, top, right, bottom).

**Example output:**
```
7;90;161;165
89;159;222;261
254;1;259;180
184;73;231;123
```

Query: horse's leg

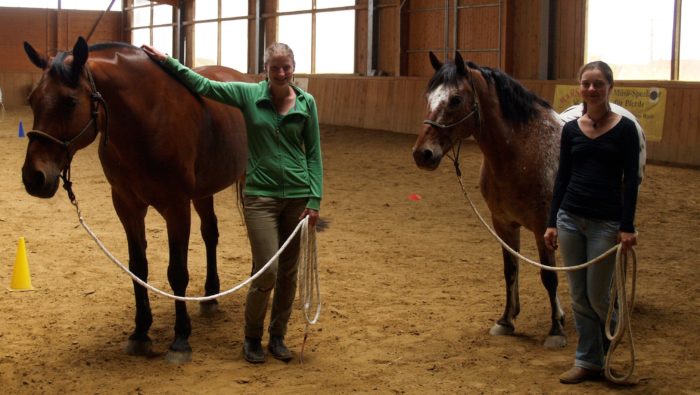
112;193;153;356
192;196;220;316
489;220;520;336
536;235;567;348
162;199;193;364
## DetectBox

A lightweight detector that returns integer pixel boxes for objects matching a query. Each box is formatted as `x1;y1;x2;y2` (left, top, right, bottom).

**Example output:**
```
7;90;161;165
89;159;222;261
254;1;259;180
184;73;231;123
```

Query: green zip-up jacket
163;57;323;210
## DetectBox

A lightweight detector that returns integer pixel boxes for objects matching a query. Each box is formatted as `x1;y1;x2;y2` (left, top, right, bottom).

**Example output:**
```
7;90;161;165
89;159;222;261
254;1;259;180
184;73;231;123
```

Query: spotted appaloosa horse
22;37;248;363
413;52;567;347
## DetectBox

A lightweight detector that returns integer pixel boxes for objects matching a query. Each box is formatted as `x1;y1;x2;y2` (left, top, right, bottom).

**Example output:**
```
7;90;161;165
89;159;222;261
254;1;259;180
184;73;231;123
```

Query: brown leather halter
422;63;482;177
26;65;108;201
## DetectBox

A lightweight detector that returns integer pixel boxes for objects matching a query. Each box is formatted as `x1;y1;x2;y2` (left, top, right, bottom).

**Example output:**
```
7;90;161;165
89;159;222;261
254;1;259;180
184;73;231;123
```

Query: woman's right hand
544;227;558;251
141;45;168;63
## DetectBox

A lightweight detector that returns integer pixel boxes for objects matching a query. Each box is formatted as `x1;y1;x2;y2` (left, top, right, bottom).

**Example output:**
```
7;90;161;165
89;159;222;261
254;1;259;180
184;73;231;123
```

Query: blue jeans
556;209;618;370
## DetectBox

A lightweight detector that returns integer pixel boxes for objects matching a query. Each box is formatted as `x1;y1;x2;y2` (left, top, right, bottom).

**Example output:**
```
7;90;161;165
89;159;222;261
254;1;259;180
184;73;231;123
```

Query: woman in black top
544;61;639;384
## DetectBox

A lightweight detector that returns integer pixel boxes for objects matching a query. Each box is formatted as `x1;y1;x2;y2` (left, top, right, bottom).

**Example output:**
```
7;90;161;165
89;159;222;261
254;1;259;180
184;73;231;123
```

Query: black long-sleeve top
548;116;640;232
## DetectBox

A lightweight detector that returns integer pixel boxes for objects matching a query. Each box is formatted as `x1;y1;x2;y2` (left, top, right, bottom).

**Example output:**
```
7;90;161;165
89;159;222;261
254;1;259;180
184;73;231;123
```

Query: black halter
26;65;109;201
422;63;482;177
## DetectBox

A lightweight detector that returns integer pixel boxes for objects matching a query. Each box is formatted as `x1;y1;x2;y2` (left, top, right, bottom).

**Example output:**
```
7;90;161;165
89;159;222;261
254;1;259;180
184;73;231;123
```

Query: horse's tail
235;179;245;220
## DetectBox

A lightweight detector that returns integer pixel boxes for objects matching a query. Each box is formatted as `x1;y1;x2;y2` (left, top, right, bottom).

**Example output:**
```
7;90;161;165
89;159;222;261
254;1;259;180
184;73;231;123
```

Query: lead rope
454;165;637;384
63;186;320;315
605;247;637;384
298;219;321;363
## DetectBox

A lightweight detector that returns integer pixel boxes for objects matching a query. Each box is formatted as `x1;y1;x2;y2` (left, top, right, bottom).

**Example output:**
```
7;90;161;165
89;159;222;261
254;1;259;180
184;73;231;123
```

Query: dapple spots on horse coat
414;52;567;348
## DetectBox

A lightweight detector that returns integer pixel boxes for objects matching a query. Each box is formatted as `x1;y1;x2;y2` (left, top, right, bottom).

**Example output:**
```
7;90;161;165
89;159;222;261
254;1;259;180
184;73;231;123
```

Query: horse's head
413;51;480;170
22;37;102;198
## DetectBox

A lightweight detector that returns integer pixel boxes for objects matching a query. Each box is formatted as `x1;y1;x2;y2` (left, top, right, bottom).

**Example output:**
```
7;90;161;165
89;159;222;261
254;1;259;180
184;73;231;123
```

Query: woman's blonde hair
263;42;295;68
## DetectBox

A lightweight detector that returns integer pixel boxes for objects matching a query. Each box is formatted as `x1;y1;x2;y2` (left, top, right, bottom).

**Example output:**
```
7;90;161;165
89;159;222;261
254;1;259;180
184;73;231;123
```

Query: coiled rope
66;194;321;348
455;171;637;385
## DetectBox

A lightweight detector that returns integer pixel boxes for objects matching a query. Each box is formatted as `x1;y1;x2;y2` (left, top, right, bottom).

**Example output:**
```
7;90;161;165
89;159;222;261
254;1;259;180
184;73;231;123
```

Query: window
0;0;121;9
586;0;699;81
59;0;121;11
128;1;173;53
193;0;249;72
679;0;700;81
276;0;355;74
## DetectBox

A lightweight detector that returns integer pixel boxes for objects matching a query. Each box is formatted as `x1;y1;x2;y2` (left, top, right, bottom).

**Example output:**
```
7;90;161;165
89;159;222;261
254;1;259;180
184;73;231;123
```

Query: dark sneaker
243;337;265;364
268;335;293;362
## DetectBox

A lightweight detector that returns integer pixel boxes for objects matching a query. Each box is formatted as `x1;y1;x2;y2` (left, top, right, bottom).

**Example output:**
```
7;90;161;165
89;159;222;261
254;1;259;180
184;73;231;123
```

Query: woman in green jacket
143;42;322;364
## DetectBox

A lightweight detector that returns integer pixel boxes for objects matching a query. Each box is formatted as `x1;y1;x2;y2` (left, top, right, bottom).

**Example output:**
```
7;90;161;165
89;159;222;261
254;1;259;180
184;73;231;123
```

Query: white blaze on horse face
428;84;450;115
421;84;452;157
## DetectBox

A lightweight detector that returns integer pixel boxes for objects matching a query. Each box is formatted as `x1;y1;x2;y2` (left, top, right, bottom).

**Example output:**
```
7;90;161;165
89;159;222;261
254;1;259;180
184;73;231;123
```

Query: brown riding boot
559;366;601;384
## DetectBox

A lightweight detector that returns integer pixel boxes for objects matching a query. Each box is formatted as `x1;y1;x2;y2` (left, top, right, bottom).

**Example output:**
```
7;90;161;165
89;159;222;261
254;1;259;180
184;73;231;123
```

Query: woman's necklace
589;109;611;129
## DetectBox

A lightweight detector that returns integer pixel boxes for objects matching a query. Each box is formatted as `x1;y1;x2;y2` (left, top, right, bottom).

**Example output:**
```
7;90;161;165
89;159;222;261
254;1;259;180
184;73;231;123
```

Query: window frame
273;1;357;75
125;1;174;52
191;0;250;71
585;0;697;81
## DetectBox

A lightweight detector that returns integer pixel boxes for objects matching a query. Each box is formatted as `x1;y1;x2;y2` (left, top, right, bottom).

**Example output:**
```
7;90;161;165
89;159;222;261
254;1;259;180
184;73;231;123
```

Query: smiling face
579;68;612;106
265;54;295;87
263;43;296;89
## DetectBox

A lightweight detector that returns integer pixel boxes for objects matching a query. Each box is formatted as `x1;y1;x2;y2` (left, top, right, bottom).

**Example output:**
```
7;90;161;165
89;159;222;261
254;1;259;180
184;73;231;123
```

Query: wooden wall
0;7;123;106
1;2;698;167
307;75;700;167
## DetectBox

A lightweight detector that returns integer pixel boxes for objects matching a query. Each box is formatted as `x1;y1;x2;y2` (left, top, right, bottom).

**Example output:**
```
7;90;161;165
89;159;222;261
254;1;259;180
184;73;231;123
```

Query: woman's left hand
300;208;319;227
619;231;637;252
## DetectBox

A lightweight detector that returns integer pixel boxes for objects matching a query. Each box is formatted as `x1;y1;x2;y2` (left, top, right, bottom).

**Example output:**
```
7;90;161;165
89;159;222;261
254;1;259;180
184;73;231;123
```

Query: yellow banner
553;85;666;141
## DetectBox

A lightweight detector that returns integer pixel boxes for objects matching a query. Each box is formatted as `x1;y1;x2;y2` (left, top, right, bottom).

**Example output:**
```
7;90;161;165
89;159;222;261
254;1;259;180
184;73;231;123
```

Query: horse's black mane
89;41;137;52
47;40;205;103
49;42;139;86
427;60;552;125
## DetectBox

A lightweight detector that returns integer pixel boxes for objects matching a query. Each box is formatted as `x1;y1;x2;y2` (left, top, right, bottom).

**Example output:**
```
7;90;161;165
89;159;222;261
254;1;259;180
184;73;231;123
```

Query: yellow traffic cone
9;237;34;291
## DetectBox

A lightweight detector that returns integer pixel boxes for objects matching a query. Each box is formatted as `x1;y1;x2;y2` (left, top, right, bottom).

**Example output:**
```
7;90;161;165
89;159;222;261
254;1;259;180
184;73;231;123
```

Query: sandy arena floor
1;107;699;394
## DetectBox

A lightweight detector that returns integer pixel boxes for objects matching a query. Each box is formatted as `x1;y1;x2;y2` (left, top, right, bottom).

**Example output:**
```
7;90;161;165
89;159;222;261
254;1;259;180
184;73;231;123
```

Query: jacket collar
255;80;308;107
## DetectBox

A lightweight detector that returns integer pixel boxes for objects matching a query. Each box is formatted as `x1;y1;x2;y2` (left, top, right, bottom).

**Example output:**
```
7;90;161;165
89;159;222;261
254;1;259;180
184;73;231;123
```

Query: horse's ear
455;51;466;75
71;36;89;78
24;41;48;69
429;51;443;71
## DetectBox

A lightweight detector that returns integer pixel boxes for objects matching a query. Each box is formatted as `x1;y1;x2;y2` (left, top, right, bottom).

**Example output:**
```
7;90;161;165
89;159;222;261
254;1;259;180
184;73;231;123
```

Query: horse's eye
448;96;462;107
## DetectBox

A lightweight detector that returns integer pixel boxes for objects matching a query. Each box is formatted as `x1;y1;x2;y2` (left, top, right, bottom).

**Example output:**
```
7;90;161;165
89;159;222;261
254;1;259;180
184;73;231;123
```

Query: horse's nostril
422;149;433;162
23;169;46;191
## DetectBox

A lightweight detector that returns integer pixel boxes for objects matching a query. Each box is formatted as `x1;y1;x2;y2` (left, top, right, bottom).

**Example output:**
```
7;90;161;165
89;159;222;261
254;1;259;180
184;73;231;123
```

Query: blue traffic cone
18;121;25;138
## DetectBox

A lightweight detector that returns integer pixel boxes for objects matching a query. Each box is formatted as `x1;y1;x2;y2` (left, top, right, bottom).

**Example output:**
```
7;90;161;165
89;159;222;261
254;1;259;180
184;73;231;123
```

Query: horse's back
182;65;250;197
194;65;252;84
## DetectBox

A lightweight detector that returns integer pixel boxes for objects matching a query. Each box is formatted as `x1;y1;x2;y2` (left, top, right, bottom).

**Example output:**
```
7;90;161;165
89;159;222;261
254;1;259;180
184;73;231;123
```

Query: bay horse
22;37;248;363
413;52;567;348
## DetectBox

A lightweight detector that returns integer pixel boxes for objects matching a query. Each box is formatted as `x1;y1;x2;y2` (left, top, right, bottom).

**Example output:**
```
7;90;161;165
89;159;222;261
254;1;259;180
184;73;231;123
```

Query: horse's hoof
199;300;219;316
165;350;192;364
489;323;515;336
125;338;153;356
544;335;567;349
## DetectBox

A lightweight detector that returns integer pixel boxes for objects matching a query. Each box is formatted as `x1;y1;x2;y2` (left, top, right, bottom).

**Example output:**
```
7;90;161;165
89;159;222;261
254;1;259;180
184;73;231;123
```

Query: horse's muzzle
22;165;60;198
413;147;443;171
